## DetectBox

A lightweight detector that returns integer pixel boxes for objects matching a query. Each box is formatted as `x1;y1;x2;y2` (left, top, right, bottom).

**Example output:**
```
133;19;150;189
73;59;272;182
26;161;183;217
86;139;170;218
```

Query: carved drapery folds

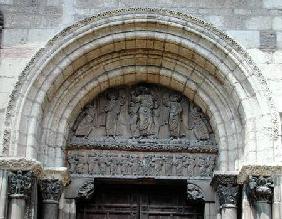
8;170;33;197
40;179;63;202
212;175;239;208
77;180;95;200
69;84;216;150
247;176;274;203
187;182;204;202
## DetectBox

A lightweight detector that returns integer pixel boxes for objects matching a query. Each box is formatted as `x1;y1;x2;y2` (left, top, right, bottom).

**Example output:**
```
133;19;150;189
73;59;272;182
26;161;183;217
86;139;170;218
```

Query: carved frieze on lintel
247;176;273;203
212;174;239;207
40;179;63;202
8;170;33;197
187;182;205;202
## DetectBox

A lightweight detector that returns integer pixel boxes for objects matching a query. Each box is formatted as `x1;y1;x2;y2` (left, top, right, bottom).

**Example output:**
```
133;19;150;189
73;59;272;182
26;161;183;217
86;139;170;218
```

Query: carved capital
77;180;95;200
247;176;273;203
187;182;204;202
212;174;239;207
40;179;63;202
8;170;33;197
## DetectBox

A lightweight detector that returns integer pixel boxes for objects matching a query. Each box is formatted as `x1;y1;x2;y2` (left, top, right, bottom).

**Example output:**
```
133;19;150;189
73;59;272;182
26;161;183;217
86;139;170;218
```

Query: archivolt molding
1;8;280;171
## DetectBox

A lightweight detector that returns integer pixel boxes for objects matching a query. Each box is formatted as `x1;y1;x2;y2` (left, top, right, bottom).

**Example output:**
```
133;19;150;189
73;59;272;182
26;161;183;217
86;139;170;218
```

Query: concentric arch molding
1;7;280;159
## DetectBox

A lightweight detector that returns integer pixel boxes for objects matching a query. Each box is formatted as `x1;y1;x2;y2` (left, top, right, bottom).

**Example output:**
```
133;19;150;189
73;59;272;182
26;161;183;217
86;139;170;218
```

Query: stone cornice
238;165;282;183
0;157;70;185
0;157;43;176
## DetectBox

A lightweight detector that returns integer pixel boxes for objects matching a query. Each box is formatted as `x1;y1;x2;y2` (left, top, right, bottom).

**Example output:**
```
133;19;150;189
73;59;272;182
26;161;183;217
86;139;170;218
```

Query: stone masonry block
260;31;277;51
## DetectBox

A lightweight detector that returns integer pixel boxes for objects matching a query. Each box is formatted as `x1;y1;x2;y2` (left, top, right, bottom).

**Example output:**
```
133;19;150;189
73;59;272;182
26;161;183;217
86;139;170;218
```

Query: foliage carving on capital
8;170;33;197
40;179;63;202
247;176;273;203
212;175;239;207
77;180;95;200
187;182;204;202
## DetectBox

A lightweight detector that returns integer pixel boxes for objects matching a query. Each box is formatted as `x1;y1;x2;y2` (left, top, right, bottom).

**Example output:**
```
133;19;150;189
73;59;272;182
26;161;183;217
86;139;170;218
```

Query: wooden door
77;183;204;219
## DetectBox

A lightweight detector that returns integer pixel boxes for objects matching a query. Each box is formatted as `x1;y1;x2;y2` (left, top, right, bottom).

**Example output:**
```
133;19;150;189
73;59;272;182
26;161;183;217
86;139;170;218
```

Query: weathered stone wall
0;0;282;160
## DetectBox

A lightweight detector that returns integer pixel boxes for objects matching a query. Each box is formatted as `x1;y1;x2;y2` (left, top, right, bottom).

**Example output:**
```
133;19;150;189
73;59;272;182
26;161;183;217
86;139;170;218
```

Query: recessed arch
1;8;280;172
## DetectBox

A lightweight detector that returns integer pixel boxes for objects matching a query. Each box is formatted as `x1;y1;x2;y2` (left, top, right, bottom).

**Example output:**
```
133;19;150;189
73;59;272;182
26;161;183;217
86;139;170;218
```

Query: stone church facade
0;1;282;219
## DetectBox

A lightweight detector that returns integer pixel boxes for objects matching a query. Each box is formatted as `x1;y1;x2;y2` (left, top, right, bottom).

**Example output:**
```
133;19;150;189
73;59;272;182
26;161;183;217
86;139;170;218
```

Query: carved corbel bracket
8;170;33;198
187;182;205;202
77;179;95;200
212;174;239;208
40;179;63;203
247;176;273;204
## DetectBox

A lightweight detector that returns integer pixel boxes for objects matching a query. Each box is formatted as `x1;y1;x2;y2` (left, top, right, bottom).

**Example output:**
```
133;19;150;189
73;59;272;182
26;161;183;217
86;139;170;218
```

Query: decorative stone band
187;182;205;202
211;174;239;208
247;176;274;204
40;179;63;203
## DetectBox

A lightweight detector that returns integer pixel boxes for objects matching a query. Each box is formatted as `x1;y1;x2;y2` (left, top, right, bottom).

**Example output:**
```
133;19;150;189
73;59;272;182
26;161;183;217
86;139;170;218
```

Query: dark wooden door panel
77;184;204;219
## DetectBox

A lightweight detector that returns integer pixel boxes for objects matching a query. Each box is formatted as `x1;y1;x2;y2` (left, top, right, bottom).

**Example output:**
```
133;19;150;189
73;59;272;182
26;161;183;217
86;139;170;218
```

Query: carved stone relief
77;180;95;200
66;150;217;178
187;182;205;202
39;179;63;202
8;170;33;197
247;176;274;203
69;84;216;150
212;175;239;207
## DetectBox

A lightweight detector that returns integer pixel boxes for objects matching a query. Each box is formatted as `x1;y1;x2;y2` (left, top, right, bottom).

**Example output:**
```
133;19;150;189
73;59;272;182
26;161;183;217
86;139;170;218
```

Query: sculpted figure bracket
77;180;95;200
187;182;205;202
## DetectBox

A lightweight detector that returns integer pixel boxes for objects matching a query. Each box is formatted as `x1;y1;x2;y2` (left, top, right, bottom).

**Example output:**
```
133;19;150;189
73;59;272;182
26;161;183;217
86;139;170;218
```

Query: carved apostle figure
75;103;96;137
165;93;183;138
190;105;210;140
104;90;124;137
67;154;79;174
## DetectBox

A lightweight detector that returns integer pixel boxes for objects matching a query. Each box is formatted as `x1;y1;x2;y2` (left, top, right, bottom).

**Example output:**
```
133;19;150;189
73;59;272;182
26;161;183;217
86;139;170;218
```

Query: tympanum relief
69;84;216;150
67;84;217;178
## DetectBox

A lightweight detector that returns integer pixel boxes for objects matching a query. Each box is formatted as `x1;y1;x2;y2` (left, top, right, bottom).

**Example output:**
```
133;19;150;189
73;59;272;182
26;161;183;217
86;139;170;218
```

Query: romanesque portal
65;83;217;219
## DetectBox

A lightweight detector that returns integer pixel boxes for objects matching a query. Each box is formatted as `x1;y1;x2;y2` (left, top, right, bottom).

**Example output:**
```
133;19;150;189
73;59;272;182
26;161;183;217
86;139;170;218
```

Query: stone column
212;174;239;219
40;179;63;219
0;170;8;219
247;176;273;219
7;170;33;219
273;175;282;219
